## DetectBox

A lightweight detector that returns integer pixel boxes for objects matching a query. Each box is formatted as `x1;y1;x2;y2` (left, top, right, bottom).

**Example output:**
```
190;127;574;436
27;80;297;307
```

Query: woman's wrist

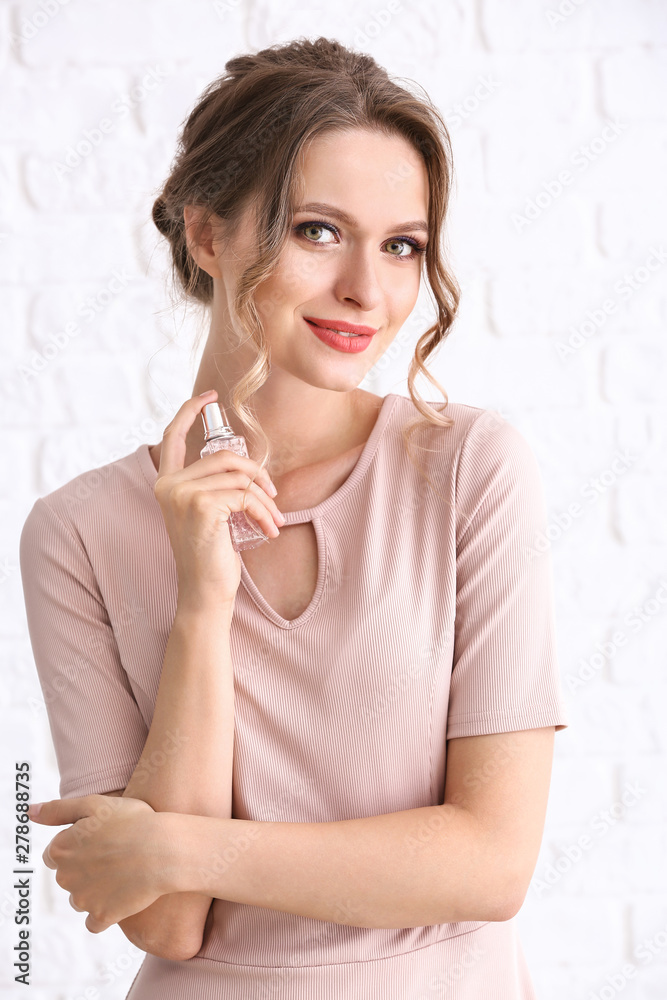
152;812;185;895
160;812;224;896
174;593;236;625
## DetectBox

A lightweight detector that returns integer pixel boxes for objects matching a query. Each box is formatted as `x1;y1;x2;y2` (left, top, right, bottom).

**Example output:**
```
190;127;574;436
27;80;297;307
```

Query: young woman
20;37;568;999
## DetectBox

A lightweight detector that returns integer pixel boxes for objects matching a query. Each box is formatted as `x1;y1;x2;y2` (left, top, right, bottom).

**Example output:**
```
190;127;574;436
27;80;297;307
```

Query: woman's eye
298;223;336;244
294;221;426;260
385;239;415;258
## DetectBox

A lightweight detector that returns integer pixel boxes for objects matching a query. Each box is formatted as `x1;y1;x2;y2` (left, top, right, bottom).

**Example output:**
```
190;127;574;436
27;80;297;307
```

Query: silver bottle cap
201;402;233;438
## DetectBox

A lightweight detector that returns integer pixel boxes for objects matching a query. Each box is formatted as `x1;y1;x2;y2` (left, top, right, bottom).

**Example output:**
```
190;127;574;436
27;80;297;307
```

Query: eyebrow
293;202;429;236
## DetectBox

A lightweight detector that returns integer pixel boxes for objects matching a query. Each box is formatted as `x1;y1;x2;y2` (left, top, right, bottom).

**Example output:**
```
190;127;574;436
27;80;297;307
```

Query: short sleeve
446;412;569;739
19;498;149;798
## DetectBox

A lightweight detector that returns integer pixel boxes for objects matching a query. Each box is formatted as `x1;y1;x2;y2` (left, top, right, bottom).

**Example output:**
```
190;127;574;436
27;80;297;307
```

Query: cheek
256;248;325;315
388;279;421;325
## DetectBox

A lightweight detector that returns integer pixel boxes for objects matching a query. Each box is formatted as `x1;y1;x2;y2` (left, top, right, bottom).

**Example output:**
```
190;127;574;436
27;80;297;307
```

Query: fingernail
268;481;278;497
199;390;215;397
29;803;43;818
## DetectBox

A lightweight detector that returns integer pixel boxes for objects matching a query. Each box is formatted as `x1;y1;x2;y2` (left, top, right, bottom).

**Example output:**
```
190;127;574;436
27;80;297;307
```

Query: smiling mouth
302;316;378;337
303;318;377;353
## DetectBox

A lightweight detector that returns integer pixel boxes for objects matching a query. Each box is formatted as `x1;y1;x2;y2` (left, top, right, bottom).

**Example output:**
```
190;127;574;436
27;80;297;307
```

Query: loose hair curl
152;36;460;486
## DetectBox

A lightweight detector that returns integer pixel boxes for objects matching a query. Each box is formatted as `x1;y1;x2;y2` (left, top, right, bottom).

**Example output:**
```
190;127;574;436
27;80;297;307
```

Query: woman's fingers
178;447;277;499
218;489;282;539
158;390;218;478
183;482;285;539
174;470;285;526
153;391;286;594
157;392;278;499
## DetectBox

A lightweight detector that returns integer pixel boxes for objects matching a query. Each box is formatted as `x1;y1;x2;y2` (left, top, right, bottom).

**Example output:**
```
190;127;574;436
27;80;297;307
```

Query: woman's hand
154;389;285;608
29;795;175;934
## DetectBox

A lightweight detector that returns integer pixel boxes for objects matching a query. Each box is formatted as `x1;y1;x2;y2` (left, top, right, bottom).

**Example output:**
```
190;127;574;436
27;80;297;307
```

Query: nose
332;240;383;313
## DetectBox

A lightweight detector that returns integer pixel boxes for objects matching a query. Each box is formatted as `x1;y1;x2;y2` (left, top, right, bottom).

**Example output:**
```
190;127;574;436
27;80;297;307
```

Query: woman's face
218;127;430;393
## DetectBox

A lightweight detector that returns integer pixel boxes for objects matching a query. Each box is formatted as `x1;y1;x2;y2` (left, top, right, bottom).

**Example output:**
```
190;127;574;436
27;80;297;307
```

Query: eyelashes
293;221;427;261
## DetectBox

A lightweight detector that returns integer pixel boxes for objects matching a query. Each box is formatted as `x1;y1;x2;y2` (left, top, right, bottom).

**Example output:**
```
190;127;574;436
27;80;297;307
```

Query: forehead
293;128;429;223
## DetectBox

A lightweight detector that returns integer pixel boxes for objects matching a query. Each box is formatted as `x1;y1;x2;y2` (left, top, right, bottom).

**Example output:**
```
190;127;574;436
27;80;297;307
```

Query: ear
183;204;225;279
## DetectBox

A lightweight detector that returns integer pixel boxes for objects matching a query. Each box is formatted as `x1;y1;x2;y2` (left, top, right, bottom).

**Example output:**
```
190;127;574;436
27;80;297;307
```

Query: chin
277;357;370;394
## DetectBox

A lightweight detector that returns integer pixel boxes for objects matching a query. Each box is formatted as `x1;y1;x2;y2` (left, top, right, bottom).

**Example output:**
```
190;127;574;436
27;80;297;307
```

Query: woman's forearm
117;599;236;960
162;803;517;928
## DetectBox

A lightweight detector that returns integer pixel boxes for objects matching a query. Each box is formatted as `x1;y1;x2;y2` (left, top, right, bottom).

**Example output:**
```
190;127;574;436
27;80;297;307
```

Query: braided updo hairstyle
152;36;460;480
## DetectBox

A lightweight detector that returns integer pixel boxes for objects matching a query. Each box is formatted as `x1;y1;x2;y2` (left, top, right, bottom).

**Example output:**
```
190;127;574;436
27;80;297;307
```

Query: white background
1;1;666;997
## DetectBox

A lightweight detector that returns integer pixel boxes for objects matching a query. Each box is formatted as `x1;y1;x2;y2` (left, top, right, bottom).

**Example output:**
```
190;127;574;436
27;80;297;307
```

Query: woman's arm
108;392;281;960
109;601;235;961
148;728;556;929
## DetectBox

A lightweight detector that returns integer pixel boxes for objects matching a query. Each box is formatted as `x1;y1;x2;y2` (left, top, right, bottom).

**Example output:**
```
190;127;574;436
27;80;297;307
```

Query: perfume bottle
200;402;270;552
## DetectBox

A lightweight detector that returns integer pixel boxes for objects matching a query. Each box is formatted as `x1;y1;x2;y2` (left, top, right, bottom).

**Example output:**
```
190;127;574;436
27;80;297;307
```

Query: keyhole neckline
267;392;397;526
135;392;398;628
238;517;327;628
241;393;397;627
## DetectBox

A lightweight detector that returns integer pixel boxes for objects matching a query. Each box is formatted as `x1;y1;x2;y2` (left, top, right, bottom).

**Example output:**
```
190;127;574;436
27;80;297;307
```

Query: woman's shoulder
20;444;155;553
388;394;543;505
390;393;524;456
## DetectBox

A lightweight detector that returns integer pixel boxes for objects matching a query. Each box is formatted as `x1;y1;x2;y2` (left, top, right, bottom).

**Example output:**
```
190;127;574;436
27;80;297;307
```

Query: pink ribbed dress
20;393;569;999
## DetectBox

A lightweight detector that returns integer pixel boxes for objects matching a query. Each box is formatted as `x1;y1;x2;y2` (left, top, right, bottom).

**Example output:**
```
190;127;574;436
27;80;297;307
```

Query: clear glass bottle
200;402;269;552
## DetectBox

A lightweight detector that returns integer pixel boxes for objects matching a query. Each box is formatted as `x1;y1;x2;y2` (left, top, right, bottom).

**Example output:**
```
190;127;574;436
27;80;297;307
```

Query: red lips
302;316;378;337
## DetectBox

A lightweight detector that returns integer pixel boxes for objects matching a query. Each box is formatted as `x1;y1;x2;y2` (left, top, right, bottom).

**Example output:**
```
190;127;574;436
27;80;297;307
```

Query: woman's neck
149;387;384;484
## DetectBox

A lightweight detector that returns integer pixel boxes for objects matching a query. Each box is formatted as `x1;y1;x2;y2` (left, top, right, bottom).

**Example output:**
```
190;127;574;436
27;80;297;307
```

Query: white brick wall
2;1;666;996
